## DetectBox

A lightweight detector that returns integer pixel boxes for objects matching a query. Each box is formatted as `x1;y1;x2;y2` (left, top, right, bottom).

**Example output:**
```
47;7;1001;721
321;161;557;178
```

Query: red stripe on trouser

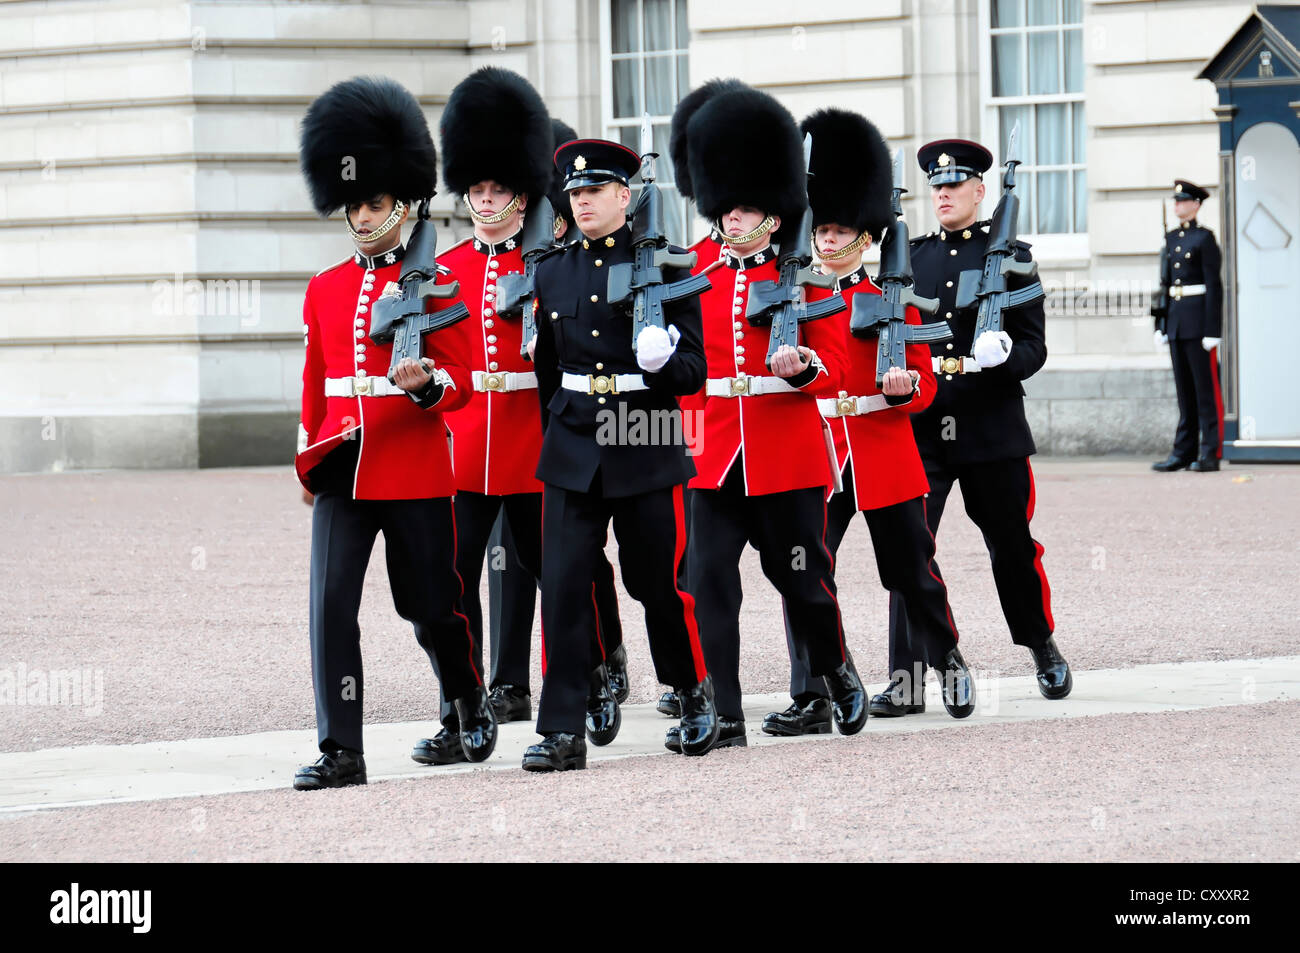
1209;346;1224;459
538;486;547;678
590;582;606;658
1025;460;1056;633
817;493;848;661
448;499;484;687
671;484;708;682
921;496;960;644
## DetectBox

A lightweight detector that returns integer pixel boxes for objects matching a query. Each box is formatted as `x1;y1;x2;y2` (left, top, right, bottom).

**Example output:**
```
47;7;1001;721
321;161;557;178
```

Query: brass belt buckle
1171;287;1183;300
940;356;962;375
483;373;504;392
730;375;750;396
589;374;615;395
353;377;374;397
836;391;856;416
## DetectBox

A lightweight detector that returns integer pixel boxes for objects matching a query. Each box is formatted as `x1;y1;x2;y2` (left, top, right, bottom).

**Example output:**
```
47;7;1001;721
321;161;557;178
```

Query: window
989;0;1086;235
604;0;690;243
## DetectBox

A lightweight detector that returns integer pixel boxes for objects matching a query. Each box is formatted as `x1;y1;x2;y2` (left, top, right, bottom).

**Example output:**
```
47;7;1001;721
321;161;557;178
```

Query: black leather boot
293;747;367;790
676;676;721;755
1152;454;1193;472
488;684;532;722
411;725;466;765
1030;637;1073;699
656;691;681;718
454;686;498;763
869;675;926;717
938;648;975;718
761;696;832;736
822;661;868;735
521;732;587;772
605;643;630;703
585;663;621;746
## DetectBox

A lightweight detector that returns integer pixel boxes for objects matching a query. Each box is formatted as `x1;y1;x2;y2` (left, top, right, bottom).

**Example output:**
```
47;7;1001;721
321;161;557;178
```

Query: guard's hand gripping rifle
608;114;711;351
849;148;952;386
1151;202;1170;335
494;196;557;359
745;133;845;368
954;121;1044;351
369;202;470;381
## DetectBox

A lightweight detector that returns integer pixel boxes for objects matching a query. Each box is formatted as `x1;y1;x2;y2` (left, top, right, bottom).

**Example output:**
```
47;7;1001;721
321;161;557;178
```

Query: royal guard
1152;179;1224;473
764;109;974;734
293;76;495;789
881;138;1071;712
525;138;719;771
673;86;866;753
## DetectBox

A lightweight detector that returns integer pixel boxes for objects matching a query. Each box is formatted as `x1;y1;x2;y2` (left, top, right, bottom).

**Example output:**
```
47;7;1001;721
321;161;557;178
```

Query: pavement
2;457;1298;861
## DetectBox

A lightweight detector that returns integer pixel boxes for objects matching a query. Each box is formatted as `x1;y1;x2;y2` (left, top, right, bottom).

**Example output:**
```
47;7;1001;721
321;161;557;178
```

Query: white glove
636;324;680;372
1202;336;1221;352
1154;330;1169;348
972;330;1012;368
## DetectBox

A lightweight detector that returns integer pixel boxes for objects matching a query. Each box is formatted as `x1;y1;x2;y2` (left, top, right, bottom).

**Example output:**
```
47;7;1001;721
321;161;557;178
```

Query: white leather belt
561;371;648;395
705;375;798;397
325;375;405;397
1170;284;1206;299
473;370;537;392
817;393;893;417
933;356;981;375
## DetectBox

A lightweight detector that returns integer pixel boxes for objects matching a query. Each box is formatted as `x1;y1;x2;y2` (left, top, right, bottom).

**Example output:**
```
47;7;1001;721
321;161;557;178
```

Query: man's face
721;205;778;256
814;223;862;258
1174;198;1200;223
931;176;984;231
346;194;405;252
568;182;631;238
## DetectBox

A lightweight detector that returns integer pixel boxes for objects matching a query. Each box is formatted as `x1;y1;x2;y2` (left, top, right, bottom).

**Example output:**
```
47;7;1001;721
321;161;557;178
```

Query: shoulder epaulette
436;236;474;259
436;263;454;276
699;258;728;277
313;256;352;278
910;232;934;245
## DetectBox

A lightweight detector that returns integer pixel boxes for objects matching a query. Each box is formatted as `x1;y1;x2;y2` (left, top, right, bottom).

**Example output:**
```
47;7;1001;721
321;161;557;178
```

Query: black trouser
483;502;625;701
783;462;959;700
309;491;481;754
690;464;847;721
887;456;1053;684
1169;337;1222;461
536;475;705;735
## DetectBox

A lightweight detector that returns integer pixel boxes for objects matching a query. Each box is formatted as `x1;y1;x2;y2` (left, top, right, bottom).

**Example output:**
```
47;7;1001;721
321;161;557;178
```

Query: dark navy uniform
531;223;709;736
882;137;1068;706
1157;180;1224;468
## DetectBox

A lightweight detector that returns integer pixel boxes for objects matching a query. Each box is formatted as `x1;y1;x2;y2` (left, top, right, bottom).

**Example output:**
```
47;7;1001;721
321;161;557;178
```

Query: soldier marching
289;72;1083;786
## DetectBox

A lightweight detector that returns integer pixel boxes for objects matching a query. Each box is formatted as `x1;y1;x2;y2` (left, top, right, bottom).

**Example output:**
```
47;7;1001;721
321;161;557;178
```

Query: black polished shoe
521;732;587;772
1030;637;1073;699
454;687;498;763
605;644;630;704
1152;454;1194;472
676;676;720;755
411;726;466;765
822;662;868;735
488;684;532;723
1188;456;1220;472
585;663;621;746
937;648;975;718
665;716;746;754
657;691;681;718
293;747;366;790
761;696;832;736
869;676;926;717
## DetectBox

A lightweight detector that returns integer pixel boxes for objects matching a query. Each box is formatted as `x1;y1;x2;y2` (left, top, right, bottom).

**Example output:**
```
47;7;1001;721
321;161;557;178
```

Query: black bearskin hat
801;108;893;241
687;87;806;243
440;67;552;200
669;77;746;200
549;118;579;231
299;76;437;217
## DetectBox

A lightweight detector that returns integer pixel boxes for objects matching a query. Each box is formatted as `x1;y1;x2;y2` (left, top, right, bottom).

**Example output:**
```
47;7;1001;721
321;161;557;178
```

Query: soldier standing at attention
523;139;718;771
876;139;1071;716
293;77;496;789
1152;180;1224;473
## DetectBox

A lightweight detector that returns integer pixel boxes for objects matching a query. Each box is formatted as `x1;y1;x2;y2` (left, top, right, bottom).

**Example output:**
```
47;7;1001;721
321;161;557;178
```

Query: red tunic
439;235;544;496
679;231;728;456
830;271;935;510
296;252;472;500
689;250;847;496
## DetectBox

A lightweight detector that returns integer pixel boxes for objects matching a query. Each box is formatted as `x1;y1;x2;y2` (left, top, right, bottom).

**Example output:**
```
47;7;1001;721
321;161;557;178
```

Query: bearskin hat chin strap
345;199;407;246
463;193;523;226
819;229;870;261
718;214;775;247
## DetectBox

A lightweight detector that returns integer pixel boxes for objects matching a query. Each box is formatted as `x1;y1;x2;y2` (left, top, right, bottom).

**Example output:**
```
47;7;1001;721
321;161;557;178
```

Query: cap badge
574;155;587;171
938;153;951;167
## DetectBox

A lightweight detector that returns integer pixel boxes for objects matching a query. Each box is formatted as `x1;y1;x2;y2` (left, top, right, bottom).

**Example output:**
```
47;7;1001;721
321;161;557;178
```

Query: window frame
978;0;1089;260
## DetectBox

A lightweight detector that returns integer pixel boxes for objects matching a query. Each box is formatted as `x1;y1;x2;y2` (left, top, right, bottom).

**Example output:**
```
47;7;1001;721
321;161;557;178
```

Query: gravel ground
1;701;1294;863
3;458;1298;753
